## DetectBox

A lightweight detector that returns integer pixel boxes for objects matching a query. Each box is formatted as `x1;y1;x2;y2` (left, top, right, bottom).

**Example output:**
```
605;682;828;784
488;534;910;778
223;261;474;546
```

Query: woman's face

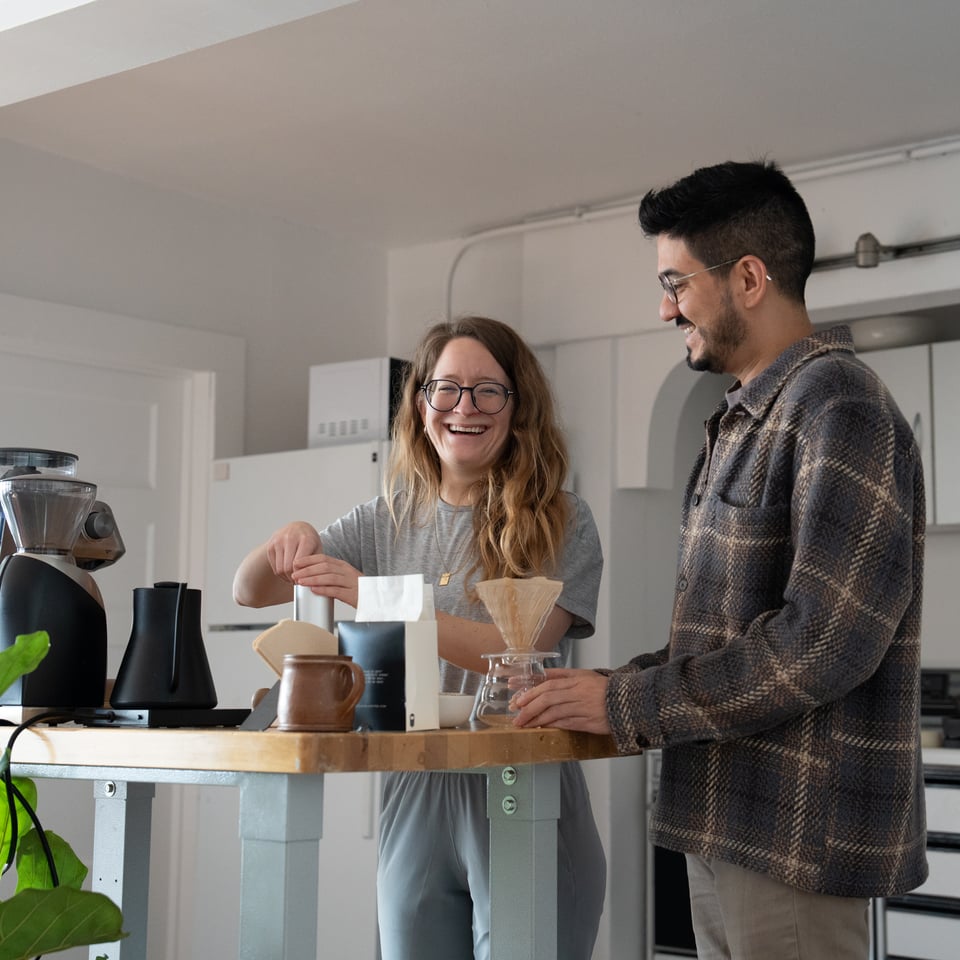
420;337;515;491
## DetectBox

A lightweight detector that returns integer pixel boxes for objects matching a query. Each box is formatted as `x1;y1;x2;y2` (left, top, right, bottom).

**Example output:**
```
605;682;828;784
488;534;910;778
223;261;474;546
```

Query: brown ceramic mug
277;654;365;732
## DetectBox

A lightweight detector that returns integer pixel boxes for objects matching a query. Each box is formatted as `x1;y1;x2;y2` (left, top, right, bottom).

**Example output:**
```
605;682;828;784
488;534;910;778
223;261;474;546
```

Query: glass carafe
475;650;560;725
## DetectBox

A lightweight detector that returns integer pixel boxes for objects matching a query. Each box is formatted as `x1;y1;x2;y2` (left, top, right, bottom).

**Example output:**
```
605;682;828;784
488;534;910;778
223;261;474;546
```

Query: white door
0;350;189;667
0;345;199;960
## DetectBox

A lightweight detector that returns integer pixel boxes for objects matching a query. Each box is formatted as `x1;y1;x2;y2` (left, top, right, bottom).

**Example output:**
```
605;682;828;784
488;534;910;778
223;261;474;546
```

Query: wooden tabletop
12;723;622;775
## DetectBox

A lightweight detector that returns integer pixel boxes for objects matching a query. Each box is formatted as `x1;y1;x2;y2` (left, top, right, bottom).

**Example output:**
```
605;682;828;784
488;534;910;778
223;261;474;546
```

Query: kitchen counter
12;723;621;960
12;721;618;773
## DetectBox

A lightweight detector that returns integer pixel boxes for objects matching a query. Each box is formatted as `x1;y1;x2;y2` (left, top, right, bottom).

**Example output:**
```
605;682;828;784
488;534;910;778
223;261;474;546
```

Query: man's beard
685;291;747;375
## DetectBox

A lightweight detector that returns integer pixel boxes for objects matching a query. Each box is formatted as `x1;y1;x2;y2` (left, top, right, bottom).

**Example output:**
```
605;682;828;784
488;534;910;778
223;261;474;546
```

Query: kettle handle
169;581;187;692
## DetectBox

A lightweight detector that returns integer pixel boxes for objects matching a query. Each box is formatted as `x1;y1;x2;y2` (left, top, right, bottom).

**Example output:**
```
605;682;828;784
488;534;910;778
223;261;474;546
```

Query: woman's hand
511;668;612;734
291;554;363;610
234;521;323;608
264;521;322;581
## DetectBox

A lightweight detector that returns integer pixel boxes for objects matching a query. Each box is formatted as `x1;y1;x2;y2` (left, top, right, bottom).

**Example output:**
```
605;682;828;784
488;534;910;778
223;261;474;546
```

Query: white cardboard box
337;620;440;731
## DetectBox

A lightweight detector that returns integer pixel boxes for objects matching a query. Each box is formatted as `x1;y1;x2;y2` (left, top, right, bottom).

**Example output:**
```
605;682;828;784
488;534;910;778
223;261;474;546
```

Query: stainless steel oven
645;750;697;959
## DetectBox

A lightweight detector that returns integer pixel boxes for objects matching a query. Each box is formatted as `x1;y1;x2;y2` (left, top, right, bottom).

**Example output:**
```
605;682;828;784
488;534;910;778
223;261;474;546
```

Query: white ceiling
2;0;960;250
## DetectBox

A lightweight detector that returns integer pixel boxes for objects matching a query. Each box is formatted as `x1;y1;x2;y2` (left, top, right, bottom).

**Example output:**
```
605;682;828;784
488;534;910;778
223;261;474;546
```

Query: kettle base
73;706;249;728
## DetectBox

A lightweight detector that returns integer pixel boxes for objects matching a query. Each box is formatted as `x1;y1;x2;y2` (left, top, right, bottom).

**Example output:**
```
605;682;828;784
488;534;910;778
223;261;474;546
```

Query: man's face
655;235;747;376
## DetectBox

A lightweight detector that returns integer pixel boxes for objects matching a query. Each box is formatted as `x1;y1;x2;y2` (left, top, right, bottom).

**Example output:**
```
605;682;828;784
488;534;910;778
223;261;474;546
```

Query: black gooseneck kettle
111;581;217;709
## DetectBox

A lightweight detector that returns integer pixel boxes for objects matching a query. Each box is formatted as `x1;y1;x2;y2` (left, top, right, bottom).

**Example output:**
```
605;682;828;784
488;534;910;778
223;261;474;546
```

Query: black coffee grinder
0;448;124;709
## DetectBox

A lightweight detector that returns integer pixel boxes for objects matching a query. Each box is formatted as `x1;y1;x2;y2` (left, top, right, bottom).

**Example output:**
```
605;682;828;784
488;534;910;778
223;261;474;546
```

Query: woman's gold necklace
434;507;471;587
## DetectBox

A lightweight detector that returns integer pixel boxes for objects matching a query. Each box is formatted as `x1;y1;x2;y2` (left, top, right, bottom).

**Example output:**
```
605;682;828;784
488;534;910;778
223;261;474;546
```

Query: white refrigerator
180;442;385;960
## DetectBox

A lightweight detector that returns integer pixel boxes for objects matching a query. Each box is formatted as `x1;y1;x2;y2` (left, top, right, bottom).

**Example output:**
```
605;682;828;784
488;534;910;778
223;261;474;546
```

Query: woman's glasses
421;379;514;414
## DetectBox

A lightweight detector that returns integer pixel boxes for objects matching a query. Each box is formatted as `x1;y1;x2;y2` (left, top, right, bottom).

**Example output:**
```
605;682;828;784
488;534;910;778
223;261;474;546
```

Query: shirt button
677;576;688;591
691;494;701;505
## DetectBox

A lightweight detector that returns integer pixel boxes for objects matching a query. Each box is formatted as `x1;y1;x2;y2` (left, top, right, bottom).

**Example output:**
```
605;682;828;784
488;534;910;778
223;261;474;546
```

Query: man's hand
512;668;611;734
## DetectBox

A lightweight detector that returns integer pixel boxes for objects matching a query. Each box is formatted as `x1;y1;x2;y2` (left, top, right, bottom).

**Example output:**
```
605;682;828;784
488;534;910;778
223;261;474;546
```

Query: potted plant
0;631;126;960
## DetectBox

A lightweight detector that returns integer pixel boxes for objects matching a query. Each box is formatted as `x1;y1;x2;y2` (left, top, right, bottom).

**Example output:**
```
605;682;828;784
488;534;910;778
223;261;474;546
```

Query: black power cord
4;780;59;886
0;710;72;887
2;710;82;960
2;711;80;881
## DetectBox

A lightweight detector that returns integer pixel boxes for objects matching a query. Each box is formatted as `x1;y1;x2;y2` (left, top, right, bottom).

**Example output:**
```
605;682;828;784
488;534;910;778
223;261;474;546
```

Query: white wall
0;137;388;455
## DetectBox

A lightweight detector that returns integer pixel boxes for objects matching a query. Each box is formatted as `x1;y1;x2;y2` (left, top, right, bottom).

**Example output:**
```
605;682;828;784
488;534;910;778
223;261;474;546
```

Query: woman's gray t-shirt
319;492;602;694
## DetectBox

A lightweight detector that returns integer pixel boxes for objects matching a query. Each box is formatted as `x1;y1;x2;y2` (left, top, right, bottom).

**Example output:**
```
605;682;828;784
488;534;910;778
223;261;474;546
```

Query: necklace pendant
438;572;451;587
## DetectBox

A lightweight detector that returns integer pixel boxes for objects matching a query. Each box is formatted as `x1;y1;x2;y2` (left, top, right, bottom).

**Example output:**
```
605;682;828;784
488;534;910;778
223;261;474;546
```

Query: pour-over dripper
475;577;563;650
474;577;564;725
0;476;97;558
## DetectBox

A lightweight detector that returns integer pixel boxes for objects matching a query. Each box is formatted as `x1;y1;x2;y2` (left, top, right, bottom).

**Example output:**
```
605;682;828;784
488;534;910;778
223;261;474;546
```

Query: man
514;160;927;960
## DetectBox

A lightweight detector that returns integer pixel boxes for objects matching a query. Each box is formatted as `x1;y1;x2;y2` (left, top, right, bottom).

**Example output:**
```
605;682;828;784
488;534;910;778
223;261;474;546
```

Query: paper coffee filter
476;577;563;650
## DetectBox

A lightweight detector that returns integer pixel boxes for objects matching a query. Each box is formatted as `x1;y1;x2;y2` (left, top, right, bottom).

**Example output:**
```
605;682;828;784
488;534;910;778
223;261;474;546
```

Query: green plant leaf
16;830;88;893
0;886;126;960
0;632;50;699
0;777;38;860
0;631;122;957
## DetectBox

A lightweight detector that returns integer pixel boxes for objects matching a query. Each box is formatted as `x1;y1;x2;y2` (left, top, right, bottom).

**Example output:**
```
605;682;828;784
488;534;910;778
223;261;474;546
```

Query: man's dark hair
638;160;815;303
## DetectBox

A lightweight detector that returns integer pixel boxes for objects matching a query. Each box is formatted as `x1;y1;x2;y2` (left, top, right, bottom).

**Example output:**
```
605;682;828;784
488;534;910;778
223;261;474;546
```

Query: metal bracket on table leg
89;779;156;960
487;763;561;960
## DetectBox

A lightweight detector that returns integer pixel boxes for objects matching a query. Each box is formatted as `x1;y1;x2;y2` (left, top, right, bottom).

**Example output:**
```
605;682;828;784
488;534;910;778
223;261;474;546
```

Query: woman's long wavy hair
386;316;570;586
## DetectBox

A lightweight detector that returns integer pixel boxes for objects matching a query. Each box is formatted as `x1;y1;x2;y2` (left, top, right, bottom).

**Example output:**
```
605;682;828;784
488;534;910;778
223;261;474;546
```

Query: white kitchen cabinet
862;340;960;527
861;345;934;525
932;341;960;525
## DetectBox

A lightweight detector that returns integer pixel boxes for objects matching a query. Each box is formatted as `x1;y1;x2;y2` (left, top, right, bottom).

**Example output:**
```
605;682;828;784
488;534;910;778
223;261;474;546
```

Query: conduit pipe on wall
444;135;960;319
813;231;960;272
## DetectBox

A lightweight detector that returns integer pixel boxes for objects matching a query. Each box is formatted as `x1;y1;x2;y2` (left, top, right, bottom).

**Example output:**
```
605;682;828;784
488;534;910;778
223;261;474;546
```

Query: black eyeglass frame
657;255;774;303
657;257;743;304
420;379;515;414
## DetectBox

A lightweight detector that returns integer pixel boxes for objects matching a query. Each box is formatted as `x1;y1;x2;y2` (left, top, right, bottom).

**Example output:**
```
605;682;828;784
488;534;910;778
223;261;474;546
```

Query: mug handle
342;660;366;711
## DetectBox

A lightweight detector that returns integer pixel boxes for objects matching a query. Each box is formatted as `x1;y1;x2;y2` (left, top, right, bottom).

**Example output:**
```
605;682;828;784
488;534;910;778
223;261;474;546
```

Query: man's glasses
657;257;743;304
421;379;515;414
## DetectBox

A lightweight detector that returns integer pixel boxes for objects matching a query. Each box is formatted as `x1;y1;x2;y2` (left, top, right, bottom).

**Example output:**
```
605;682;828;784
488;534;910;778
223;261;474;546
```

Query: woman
234;316;606;960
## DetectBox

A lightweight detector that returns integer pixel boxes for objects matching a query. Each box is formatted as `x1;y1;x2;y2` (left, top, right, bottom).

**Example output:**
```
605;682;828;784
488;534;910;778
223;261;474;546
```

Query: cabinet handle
912;412;923;449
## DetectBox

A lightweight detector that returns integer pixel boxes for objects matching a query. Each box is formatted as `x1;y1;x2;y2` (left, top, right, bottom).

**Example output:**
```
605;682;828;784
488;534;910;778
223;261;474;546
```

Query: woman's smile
421;337;514;493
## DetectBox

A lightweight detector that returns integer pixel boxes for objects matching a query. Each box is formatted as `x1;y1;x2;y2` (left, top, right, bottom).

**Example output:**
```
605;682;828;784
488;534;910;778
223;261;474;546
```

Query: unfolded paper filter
476;577;563;650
